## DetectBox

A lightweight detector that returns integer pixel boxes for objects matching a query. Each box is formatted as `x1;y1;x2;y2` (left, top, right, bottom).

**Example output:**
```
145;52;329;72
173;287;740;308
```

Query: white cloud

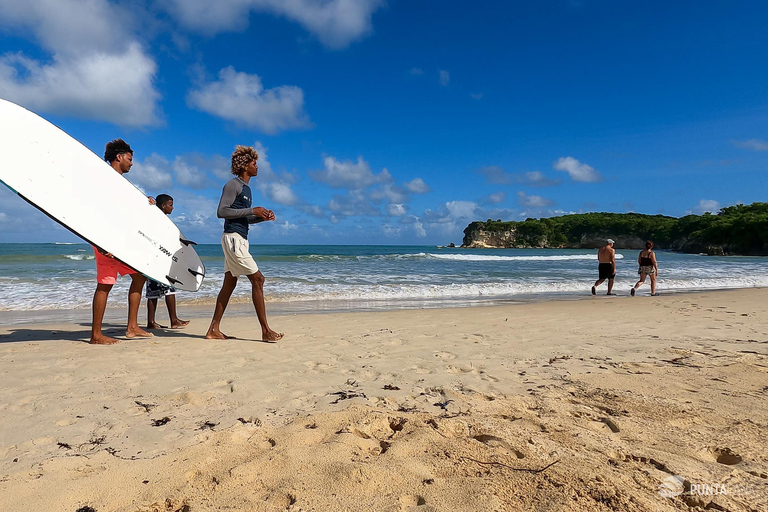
188;67;311;134
687;199;721;215
521;171;560;186
439;69;450;87
277;220;298;231
0;0;130;56
327;190;380;217
265;182;299;205
733;139;768;151
387;204;407;216
172;157;209;189
485;192;506;204
370;183;407;204
471;92;483;100
310;156;391;189
0;1;161;127
477;166;512;184
553;156;603;182
517;191;554;208
160;0;385;49
0;45;160;128
410;67;424;76
477;166;559;186
413;221;426;237
403;177;430;194
445;200;477;219
128;154;174;191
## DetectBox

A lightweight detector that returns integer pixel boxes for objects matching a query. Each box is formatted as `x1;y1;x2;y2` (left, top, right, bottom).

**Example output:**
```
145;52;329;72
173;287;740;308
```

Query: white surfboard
0;98;205;292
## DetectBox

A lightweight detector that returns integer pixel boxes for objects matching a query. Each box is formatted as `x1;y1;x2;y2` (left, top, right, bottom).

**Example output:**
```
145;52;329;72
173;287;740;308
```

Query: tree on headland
463;202;768;255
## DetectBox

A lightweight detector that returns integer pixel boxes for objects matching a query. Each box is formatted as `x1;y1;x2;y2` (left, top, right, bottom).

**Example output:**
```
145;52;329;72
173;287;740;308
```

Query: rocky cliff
460;205;768;255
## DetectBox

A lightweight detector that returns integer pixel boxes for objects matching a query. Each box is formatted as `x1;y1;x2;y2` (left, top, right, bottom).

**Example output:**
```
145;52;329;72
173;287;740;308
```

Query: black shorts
598;263;615;280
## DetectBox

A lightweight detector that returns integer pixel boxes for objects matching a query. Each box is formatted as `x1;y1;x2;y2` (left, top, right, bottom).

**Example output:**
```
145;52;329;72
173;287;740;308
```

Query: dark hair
155;194;173;209
645;240;654;249
104;139;133;163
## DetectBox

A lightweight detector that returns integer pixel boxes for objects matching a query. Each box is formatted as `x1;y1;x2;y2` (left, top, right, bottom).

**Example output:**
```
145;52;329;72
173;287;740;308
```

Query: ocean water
2;243;768;317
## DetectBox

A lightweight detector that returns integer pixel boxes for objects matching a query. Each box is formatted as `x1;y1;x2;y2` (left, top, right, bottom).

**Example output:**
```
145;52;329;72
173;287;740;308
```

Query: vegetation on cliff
463;202;768;255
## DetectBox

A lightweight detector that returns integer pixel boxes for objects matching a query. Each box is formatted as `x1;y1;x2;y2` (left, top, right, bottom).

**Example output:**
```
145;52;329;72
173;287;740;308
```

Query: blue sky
0;0;766;245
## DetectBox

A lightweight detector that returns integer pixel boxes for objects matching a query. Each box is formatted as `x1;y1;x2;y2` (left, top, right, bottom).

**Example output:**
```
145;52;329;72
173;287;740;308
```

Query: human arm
249;206;275;223
216;180;257;220
148;196;155;205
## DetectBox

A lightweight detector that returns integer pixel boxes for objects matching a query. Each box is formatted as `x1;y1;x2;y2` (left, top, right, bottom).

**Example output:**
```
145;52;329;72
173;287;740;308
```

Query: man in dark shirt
205;145;284;342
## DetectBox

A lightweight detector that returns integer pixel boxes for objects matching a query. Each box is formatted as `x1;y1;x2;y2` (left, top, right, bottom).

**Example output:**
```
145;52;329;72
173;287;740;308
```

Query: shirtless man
591;238;617;296
90;139;154;344
205;145;283;342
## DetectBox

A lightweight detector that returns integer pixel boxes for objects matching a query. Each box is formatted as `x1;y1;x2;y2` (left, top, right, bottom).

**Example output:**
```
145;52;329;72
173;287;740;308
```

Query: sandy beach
0;289;766;511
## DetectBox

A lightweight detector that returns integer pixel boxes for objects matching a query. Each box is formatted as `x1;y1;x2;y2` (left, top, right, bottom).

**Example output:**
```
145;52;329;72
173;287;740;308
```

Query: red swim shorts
93;246;137;285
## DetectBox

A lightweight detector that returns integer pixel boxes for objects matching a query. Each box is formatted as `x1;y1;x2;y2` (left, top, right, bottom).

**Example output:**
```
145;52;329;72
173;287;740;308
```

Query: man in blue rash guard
205;145;284;342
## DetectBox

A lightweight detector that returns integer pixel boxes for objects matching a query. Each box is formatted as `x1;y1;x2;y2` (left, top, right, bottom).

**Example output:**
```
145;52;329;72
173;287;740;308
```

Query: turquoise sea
2;243;768;320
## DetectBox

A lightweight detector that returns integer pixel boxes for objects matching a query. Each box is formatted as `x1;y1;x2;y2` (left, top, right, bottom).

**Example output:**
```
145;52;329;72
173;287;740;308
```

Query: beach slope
0;289;766;511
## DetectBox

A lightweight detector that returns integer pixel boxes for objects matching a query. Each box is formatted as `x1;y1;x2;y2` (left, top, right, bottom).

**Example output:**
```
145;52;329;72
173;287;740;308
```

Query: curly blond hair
231;145;258;175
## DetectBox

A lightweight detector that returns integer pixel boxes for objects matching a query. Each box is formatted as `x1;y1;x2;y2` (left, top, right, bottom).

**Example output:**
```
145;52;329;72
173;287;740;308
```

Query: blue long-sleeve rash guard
217;177;263;239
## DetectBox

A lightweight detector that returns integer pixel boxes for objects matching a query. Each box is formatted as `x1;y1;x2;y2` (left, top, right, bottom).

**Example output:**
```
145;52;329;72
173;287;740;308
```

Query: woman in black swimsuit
631;240;659;296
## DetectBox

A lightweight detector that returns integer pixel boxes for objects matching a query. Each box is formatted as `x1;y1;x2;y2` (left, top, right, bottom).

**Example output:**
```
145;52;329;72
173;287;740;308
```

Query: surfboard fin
180;238;197;246
188;268;204;277
166;275;183;285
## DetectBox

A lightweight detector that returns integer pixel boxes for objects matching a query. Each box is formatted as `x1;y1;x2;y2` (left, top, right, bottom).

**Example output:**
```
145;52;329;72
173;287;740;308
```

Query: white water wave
427;253;624;262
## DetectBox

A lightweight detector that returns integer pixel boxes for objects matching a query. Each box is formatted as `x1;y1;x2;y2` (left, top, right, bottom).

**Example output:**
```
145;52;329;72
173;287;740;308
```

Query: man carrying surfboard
205;145;284;342
90;139;154;344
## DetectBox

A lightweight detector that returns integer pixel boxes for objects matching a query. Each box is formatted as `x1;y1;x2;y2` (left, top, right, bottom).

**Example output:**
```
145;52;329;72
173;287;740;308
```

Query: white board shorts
221;232;259;277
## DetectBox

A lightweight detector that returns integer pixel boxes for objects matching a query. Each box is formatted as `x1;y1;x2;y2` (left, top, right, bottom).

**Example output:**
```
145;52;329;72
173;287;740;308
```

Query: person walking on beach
145;194;190;330
205;145;284;342
631;240;659;296
592;238;617;296
90;139;153;345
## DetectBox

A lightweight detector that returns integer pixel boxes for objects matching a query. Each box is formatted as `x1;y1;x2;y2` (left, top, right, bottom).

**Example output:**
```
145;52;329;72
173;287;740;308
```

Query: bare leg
91;283;119;344
146;298;166;329
246;271;283;341
607;278;615;295
126;274;153;338
592;278;605;295
650;274;657;295
165;295;189;328
206;272;238;339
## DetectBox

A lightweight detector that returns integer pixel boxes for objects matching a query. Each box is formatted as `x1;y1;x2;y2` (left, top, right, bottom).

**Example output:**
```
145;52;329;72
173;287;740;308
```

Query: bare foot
90;334;120;345
205;328;230;340
146;322;167;330
262;330;284;342
170;319;190;329
126;327;154;338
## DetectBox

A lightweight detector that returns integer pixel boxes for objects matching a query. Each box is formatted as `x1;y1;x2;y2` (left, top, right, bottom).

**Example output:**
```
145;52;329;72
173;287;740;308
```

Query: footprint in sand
711;447;743;465
434;351;457;360
399;494;427;509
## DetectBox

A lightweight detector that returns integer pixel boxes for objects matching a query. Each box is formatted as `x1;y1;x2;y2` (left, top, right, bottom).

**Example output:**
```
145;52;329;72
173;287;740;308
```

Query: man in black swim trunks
592;238;616;296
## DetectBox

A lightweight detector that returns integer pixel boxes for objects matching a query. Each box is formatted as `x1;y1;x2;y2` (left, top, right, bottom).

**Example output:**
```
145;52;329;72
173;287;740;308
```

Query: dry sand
0;289;767;511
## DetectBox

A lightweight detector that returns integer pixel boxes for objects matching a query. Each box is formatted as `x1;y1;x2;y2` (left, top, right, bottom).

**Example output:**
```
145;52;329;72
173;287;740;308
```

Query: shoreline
2;284;767;329
0;288;766;510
